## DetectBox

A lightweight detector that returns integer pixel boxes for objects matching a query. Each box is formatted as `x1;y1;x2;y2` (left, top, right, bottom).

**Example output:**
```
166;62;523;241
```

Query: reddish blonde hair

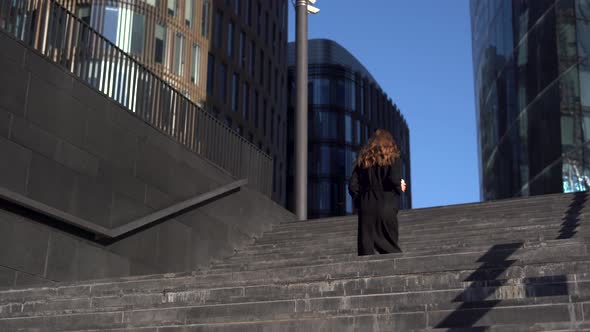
356;129;400;168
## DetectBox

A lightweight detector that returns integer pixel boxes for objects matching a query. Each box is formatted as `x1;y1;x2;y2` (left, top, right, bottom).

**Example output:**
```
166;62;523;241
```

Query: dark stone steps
1;192;588;330
1;271;584;319
0;297;585;331
207;241;587;274
215;239;582;269
247;220;586;245
1;242;586;306
238;227;585;256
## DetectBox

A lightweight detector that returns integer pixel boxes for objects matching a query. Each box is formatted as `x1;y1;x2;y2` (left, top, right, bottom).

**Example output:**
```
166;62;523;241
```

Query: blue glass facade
287;39;411;218
471;0;590;201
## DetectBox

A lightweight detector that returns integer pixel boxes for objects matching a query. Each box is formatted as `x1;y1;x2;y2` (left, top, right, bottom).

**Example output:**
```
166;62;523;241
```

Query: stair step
2;270;584;319
70;322;590;332
253;221;584;245
2;242;586;307
0;297;584;331
273;193;582;230
208;241;587;274
241;228;584;255
267;212;586;236
274;207;580;232
215;239;582;268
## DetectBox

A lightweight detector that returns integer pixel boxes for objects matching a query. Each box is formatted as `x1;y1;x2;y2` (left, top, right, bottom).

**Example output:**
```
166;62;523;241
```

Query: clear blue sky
288;0;480;209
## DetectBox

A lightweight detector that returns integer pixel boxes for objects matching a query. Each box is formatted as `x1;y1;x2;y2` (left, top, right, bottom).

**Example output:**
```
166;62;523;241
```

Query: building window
130;13;145;55
309;78;330;105
311;111;339;140
254;90;259;127
191;44;201;85
282;2;287;30
242;82;249;120
214;10;223;49
155;24;166;64
206;53;215;95
267;59;271;90
263;99;267;136
272;22;276;53
234;0;240;15
274;68;278;100
271;109;275;141
146;0;156;6
228;21;234;58
239;31;246;67
345;115;352;143
219;63;227;101
225;116;232;128
174;33;184;75
246;0;252;25
355;120;361;144
359;80;365;115
276;116;281;145
76;5;90;25
98;7;144;53
259;50;264;85
249;40;255;75
103;6;119;43
257;2;262;34
232;73;239;112
273;157;277;192
265;11;269;44
201;1;210;37
278;162;283;195
185;0;193;26
168;0;176;16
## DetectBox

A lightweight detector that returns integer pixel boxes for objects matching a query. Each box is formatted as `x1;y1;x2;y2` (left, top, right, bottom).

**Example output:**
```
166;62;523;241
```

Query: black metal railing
0;0;272;196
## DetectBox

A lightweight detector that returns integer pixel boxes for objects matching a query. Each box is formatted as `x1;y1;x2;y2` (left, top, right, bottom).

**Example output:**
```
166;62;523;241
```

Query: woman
348;129;407;256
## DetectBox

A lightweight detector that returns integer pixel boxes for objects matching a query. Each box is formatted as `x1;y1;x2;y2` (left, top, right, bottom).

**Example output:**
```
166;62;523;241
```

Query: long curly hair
356;129;401;169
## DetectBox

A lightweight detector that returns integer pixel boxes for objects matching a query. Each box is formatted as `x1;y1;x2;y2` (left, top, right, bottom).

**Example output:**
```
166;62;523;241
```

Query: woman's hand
401;179;407;192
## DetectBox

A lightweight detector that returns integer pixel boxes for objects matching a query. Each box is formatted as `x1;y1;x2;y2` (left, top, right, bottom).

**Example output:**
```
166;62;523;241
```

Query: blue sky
288;0;479;209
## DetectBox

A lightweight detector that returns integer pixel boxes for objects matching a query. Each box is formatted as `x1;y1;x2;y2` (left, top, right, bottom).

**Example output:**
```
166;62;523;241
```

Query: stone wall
0;31;295;288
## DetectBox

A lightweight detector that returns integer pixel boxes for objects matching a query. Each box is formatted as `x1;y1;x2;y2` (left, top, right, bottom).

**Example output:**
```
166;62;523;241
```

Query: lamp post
294;0;319;221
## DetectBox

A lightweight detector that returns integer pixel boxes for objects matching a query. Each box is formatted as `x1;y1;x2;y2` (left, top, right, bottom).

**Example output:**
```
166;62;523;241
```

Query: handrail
0;179;247;239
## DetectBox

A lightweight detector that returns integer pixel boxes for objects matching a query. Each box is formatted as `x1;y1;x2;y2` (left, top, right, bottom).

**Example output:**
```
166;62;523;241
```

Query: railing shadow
557;191;587;239
434;242;569;328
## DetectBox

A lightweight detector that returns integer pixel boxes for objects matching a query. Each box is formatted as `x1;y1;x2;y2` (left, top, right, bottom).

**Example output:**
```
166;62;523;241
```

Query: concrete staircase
0;192;589;331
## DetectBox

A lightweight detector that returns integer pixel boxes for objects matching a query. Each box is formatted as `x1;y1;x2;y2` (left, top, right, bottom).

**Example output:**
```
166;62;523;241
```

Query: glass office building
471;0;590;201
207;0;289;205
287;39;411;218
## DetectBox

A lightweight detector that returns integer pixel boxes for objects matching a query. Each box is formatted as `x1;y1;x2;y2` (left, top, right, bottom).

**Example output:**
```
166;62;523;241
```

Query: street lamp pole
294;0;319;221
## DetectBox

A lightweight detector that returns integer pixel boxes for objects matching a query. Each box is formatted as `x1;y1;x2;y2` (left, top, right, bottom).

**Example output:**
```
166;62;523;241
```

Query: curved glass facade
287;39;411;218
471;0;590;201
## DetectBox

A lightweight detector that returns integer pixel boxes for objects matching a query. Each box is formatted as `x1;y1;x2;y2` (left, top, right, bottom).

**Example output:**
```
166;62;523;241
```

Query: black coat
348;160;403;255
